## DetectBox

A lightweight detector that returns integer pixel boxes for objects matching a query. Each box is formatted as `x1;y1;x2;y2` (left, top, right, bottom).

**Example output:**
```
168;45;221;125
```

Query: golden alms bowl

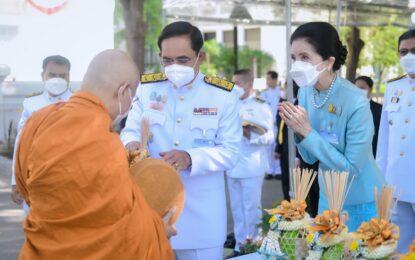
130;158;185;225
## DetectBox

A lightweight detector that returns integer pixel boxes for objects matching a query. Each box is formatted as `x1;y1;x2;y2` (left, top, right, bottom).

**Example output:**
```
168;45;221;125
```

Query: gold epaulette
387;74;406;83
26;91;43;98
204;76;234;92
255;97;266;103
141;73;167;84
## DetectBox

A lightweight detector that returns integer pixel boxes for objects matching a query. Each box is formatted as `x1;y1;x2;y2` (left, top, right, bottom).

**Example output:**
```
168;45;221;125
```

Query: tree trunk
346;26;364;82
120;0;146;72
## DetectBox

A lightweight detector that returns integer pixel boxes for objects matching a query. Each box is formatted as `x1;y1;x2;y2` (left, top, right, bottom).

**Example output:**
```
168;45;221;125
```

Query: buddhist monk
14;50;175;259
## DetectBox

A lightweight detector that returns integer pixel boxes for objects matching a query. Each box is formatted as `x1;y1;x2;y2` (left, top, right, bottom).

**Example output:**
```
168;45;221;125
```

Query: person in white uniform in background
10;55;72;214
227;69;274;257
259;71;281;180
121;21;241;260
376;29;415;253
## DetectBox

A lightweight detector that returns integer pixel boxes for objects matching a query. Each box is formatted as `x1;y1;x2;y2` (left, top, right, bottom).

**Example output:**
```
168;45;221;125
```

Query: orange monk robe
15;91;173;260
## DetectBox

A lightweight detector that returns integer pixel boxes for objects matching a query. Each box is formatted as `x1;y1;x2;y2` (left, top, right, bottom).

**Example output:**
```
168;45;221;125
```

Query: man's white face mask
44;77;68;96
164;55;199;87
359;88;369;98
234;85;245;99
400;53;415;74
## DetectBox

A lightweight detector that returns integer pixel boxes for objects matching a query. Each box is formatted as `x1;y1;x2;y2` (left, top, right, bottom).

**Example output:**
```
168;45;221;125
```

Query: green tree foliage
360;24;405;92
114;0;126;49
114;0;162;65
143;0;162;48
360;25;404;69
200;40;275;80
340;19;405;93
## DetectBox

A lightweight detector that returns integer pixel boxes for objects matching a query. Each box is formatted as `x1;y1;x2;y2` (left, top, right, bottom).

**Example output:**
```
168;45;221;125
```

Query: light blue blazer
295;76;386;206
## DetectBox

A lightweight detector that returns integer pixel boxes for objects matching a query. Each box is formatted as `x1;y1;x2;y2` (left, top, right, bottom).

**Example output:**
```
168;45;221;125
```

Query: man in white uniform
377;29;415;253
10;55;72;214
227;69;274;257
259;71;281;179
121;21;241;260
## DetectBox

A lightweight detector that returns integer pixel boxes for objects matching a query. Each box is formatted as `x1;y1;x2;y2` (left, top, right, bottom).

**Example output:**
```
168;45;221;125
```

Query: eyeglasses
160;56;194;66
398;48;415;56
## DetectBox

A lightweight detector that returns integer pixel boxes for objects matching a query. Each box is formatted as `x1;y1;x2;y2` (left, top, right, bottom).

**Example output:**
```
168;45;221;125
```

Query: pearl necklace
312;75;337;109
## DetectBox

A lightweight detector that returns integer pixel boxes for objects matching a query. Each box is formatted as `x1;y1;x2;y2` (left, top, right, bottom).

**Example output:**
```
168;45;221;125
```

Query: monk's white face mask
113;86;132;126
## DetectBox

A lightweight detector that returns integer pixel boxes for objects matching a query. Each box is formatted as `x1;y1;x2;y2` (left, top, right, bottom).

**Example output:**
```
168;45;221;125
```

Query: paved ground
0;156;25;260
0;156;283;259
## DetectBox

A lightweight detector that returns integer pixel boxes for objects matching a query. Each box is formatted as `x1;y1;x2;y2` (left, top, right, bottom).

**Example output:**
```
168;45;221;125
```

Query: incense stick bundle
128;117;150;166
291;168;317;201
321;170;352;212
374;186;395;221
140;117;150;153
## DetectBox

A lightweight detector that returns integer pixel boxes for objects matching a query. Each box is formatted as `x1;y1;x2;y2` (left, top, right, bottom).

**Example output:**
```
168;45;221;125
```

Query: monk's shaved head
81;50;140;120
82;49;139;93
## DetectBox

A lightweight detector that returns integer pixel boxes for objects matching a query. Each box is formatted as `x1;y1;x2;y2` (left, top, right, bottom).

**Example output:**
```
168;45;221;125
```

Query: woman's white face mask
290;61;327;88
164;55;200;87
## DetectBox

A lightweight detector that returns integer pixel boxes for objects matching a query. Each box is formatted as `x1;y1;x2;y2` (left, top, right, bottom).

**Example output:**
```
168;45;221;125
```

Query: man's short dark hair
398;29;415;48
267;70;278;79
233;69;253;77
42;55;71;71
355;75;374;88
157;21;204;53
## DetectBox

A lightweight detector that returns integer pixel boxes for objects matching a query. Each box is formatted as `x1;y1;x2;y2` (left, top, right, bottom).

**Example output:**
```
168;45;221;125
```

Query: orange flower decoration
269;200;307;221
358;218;399;249
309;210;347;241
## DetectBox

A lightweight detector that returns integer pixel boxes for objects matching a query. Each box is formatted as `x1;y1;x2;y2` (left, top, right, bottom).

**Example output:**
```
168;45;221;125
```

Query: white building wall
260;26;288;80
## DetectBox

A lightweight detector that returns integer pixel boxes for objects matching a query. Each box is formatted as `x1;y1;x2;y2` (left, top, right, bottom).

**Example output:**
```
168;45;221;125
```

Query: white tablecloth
229;253;263;259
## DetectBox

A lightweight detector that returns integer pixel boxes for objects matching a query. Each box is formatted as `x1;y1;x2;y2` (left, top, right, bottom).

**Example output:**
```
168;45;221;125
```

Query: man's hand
295;157;301;168
243;126;251;139
159;149;191;171
11;185;23;205
275;152;281;160
163;207;177;238
126;141;141;153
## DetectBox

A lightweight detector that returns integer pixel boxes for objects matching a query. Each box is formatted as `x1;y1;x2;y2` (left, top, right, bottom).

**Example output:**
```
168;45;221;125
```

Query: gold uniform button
179;96;185;101
176;118;182;124
405;119;410;124
402;135;406;140
174;141;179;146
400;151;404;156
409;102;413;107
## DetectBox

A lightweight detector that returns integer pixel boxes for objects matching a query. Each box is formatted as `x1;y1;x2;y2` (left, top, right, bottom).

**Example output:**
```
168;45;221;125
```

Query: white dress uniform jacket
227;95;274;178
226;95;274;252
259;86;281;174
259;87;281;121
377;75;415;203
121;72;242;250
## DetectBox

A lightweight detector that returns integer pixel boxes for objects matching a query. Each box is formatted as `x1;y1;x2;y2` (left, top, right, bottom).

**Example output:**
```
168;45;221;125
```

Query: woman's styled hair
291;22;348;71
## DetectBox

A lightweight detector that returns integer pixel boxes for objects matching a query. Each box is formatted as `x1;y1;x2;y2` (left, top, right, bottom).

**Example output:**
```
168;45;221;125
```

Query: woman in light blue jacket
280;22;386;231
